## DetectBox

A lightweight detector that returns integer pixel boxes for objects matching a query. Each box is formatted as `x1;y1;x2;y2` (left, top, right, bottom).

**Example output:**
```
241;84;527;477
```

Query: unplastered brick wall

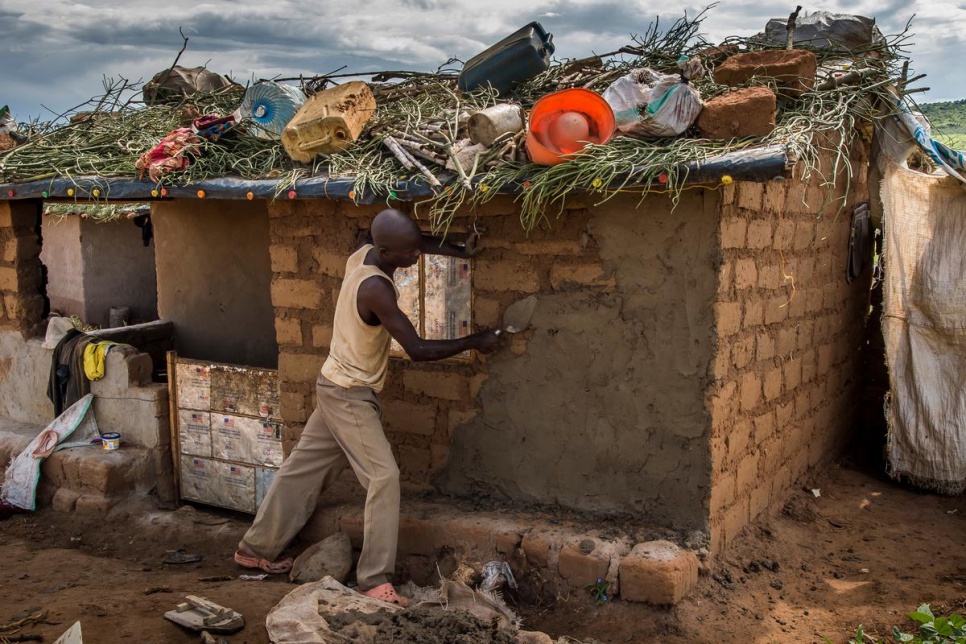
0;200;44;334
268;196;608;486
707;140;872;556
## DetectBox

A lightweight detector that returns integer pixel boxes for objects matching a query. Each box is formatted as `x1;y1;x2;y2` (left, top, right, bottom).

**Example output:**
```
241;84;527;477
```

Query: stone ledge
0;416;160;513
297;483;701;606
619;540;700;605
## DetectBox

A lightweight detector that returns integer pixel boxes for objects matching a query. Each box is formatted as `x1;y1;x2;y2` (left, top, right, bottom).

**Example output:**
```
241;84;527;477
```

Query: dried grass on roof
0;8;912;229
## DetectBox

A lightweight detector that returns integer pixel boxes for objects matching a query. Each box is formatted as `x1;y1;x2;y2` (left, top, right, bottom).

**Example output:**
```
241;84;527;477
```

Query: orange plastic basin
526;88;616;165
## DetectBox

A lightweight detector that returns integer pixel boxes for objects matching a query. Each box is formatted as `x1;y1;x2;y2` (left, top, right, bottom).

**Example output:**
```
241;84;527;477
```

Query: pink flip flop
233;550;293;574
361;582;409;607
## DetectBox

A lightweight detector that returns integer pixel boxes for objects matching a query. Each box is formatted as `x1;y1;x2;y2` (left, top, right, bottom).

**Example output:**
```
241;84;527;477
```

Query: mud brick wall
270;190;719;531
0;200;44;334
707;142;872;556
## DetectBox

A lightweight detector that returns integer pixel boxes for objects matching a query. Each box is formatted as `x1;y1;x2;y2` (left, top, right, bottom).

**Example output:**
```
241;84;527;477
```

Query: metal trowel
495;295;537;336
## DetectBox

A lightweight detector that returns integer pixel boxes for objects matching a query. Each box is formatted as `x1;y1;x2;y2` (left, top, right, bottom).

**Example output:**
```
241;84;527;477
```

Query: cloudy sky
2;0;963;123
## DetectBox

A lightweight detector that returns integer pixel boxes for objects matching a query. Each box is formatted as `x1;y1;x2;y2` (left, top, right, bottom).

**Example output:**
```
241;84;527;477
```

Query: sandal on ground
233;550;293;574
162;547;203;564
361;582;409;607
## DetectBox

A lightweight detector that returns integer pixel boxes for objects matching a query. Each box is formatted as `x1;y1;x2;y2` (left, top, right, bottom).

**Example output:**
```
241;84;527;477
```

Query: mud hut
0;11;897;604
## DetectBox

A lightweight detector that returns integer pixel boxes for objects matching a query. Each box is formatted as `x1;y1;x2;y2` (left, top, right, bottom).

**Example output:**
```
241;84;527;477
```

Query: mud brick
736;452;760;492
722;181;736;206
557;542;610;585
619;541;699;605
742;297;764;329
784;358;803;391
739;371;761;412
713;49;817;97
749;483;771;520
720;497;750;551
793;220;816;250
736;182;764;212
2;235;39;263
398;445;432;480
817;344;834;376
274;317;302;346
448;408;479;434
762;181;785;213
710;381;737;419
796;321;816;352
746;220;773;249
697;87;777;140
469;374;488;399
710;472;737;514
734;259;757;290
0;201;39;229
715;302;741;337
720;218;747;249
0;266;18;291
474;259;540;293
383;400;437;436
711;347;731;380
773;219;796;251
727;419;753;463
269;245;298;273
51;488;81;513
754;410;776;441
271;278;324;309
764;295;789;325
756;331;775;361
279;352;323;384
403;371;470;401
473;296;501;328
311;324;333;348
758;262;784;290
74;493;115;515
513;240;584;256
313;249;346;278
550;264;615;291
429;443;449;471
763;367;782;401
731;336;754;370
281;391;312;424
522;531;555;568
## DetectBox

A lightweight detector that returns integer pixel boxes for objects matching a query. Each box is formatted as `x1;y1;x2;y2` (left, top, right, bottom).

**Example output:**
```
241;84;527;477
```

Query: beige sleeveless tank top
320;245;398;392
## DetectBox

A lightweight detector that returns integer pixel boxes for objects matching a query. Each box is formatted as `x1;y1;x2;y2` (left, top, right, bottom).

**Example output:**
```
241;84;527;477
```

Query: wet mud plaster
441;191;720;530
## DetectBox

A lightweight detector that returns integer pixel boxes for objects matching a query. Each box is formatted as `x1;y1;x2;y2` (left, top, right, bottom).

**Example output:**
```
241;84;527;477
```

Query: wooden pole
786;6;802;50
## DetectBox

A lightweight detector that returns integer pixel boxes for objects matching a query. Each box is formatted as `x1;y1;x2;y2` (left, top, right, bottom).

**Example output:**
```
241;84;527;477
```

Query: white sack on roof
881;159;966;494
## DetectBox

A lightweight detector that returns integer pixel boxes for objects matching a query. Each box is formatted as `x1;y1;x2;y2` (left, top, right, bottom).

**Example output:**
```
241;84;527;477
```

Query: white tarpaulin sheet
881;159;966;494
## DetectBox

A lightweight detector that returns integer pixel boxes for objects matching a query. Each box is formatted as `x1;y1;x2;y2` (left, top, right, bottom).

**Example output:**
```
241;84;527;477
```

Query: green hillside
919;99;966;149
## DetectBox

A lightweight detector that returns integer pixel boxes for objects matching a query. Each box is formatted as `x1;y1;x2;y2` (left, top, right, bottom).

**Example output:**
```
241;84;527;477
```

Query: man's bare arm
358;277;498;361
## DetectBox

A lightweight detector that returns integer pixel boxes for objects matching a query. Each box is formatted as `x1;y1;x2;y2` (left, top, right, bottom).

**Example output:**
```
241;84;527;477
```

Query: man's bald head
371;209;422;269
372;209;421;247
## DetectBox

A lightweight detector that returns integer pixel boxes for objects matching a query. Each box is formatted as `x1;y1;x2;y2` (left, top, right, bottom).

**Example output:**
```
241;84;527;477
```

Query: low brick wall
0;200;44;334
707;141;872;555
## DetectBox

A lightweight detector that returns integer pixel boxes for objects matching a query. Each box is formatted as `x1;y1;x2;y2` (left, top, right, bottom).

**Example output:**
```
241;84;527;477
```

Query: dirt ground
1;459;964;644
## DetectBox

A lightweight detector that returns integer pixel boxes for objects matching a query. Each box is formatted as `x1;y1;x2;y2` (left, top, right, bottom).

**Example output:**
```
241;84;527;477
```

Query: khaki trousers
241;375;400;590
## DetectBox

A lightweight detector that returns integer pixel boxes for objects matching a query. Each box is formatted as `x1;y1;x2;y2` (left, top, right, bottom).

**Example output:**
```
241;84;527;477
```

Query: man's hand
471;329;501;354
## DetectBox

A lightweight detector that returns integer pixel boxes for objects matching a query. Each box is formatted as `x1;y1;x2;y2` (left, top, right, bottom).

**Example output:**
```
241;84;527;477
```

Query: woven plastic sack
602;58;704;138
0;394;100;510
760;11;884;50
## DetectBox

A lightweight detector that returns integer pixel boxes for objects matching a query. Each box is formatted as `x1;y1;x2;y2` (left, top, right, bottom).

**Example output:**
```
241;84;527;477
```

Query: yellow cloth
320;245;399;392
83;341;126;381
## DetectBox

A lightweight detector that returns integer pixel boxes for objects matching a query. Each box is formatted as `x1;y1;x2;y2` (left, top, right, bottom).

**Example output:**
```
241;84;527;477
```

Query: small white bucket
101;432;121;451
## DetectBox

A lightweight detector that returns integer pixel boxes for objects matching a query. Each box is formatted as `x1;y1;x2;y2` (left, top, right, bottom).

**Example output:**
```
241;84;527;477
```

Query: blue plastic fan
238;82;306;139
